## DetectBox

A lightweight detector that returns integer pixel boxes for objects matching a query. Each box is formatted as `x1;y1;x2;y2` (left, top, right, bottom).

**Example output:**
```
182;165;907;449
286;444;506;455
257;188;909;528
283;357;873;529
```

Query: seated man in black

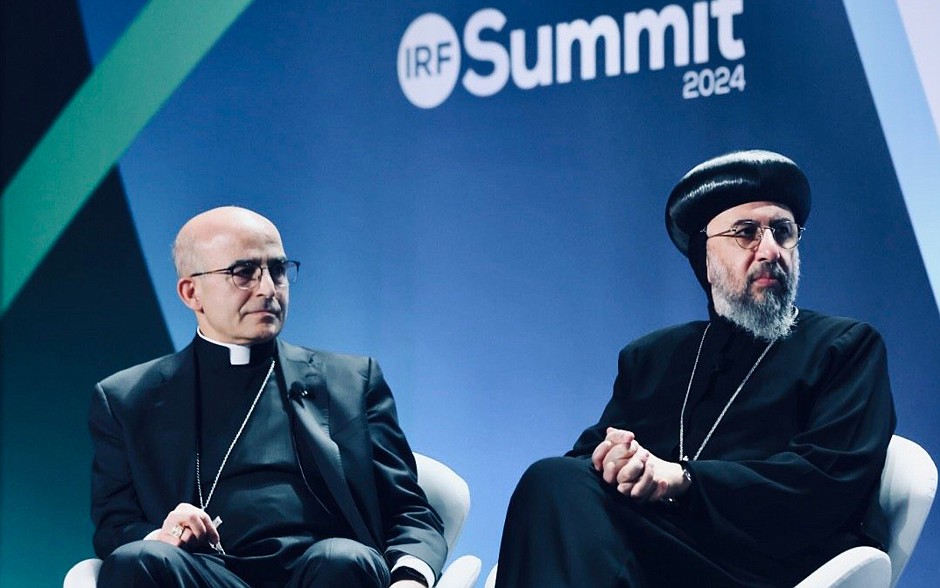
495;150;895;587
90;206;445;587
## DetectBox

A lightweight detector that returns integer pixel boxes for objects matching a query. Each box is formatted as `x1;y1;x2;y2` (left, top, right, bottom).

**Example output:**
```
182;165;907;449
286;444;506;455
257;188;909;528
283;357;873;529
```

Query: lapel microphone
289;382;309;400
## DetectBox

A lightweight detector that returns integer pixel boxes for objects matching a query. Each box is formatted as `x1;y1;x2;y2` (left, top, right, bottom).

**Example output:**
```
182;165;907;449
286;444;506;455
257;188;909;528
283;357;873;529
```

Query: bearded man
494;150;896;587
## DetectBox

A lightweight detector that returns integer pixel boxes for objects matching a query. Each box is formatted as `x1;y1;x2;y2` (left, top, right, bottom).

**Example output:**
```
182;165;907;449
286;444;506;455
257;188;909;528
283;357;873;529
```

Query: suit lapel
277;341;378;548
143;347;199;507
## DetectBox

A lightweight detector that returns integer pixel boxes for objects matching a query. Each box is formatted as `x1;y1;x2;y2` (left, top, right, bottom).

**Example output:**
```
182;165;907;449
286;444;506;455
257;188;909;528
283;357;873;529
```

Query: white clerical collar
196;329;252;365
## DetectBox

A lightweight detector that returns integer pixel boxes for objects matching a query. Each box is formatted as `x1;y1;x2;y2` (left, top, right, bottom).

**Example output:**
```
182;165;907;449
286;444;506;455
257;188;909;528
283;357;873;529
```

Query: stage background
2;1;938;586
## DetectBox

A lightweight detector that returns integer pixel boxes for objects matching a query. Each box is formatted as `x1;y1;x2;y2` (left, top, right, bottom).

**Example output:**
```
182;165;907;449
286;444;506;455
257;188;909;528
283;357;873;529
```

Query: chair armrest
63;558;102;588
793;546;890;588
435;554;482;588
484;562;498;588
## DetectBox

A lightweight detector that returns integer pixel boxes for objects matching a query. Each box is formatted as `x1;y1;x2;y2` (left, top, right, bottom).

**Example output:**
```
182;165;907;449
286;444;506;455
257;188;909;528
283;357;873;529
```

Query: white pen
210;516;225;555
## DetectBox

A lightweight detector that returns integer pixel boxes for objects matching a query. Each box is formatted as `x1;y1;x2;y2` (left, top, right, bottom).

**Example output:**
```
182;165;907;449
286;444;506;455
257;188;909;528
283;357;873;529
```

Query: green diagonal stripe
1;0;254;315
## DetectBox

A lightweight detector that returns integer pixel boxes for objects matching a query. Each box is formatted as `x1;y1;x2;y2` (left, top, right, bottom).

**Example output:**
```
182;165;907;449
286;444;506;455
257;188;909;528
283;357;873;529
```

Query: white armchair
414;452;482;588
795;434;937;588
64;452;481;588
485;435;937;588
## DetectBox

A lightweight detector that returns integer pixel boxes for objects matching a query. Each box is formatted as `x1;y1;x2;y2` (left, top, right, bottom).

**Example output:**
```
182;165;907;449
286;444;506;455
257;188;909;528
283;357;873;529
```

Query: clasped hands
591;427;690;503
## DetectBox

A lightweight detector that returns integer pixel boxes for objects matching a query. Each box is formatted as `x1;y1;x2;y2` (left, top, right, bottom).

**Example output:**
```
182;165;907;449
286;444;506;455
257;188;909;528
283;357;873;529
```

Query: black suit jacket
89;339;447;577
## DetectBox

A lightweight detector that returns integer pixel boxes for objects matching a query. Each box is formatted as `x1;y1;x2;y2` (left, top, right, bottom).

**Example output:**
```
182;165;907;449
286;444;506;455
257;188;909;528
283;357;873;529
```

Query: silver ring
170;524;185;538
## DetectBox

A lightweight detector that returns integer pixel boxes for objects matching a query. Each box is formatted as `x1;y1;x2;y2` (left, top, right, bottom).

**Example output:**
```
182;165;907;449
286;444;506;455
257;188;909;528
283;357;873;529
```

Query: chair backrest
414;452;471;553
880;435;937;588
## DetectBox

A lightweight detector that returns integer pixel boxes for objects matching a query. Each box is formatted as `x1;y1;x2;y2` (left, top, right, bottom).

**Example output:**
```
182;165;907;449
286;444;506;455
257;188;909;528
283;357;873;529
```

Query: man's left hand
618;452;688;502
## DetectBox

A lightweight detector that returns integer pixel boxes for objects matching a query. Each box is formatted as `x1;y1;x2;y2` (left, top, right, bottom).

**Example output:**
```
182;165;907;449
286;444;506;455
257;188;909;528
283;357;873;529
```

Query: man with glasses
90;206;444;587
495;150;895;587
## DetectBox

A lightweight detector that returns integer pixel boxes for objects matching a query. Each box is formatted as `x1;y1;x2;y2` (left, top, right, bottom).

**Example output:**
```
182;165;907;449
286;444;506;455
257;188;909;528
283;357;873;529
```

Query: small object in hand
209;516;225;554
170;524;185;538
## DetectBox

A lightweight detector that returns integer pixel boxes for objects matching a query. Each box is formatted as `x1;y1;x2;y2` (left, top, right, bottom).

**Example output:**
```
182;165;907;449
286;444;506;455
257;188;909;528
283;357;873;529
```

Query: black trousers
98;537;389;588
495;457;785;588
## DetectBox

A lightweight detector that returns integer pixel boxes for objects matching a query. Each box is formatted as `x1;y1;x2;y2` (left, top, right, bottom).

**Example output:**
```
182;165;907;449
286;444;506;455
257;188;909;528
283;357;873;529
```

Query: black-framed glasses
190;260;300;290
702;220;804;250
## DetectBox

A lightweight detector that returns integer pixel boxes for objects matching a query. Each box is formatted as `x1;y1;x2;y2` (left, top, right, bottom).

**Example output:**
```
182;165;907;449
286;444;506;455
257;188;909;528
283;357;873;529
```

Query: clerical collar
706;304;740;337
196;329;276;365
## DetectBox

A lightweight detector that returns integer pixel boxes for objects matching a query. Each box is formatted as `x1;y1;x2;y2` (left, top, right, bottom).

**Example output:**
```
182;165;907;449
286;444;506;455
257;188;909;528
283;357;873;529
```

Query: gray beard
709;254;800;341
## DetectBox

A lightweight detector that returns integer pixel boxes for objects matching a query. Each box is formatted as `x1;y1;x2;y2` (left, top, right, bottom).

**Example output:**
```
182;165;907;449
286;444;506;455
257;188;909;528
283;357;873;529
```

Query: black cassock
498;308;895;588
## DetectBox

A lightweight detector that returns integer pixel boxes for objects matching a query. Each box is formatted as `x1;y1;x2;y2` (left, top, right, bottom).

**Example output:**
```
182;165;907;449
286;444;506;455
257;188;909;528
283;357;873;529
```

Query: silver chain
678;325;775;462
196;359;276;510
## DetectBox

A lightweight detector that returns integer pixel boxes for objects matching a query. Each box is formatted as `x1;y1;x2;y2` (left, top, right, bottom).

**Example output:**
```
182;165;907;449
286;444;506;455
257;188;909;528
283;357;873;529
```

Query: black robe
497;308;895;587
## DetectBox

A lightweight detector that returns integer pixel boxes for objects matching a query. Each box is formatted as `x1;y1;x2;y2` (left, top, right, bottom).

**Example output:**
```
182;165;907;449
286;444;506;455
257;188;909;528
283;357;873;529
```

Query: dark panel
1;1;174;585
0;169;175;584
1;0;91;186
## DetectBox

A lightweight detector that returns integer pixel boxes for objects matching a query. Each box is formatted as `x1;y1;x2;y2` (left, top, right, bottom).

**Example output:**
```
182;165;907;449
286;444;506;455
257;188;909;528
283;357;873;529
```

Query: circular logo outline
397;13;461;109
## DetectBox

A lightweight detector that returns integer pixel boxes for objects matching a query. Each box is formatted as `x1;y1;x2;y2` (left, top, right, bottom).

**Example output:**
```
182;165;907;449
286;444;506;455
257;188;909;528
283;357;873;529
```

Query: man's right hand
156;503;220;550
591;427;687;503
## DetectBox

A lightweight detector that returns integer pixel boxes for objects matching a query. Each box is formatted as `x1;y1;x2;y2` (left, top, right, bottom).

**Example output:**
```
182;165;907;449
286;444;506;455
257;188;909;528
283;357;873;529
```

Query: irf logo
397;14;461;109
398;1;746;109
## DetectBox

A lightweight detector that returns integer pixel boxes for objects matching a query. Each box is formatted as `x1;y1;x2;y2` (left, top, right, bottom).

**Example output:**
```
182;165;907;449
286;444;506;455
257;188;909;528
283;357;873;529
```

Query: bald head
173;206;282;278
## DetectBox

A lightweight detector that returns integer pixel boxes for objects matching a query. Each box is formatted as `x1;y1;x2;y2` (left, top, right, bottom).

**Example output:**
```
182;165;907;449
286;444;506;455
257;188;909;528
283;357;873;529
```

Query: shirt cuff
391;555;435;587
143;529;160;541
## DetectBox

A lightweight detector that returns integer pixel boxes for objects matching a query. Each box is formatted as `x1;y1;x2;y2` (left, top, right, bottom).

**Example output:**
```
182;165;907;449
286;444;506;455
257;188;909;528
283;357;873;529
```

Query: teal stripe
1;0;254;314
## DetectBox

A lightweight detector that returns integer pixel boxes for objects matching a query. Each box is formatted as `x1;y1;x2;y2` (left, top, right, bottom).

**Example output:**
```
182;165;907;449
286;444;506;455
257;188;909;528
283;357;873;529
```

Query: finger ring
170;524;184;538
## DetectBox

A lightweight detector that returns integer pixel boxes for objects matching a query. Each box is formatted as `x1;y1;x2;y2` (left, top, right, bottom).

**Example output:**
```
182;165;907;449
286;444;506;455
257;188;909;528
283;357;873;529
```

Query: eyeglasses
190;260;300;290
702;220;804;250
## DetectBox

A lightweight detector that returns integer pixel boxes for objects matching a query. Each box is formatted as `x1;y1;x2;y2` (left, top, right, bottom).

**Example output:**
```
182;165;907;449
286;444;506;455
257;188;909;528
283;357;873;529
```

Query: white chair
64;452;481;588
484;562;498;588
484;435;937;588
796;435;937;587
414;453;482;588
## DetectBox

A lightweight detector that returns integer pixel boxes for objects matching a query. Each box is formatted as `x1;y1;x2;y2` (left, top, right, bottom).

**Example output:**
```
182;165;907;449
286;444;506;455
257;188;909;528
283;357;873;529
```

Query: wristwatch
680;458;693;489
664;460;693;504
390;566;430;587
